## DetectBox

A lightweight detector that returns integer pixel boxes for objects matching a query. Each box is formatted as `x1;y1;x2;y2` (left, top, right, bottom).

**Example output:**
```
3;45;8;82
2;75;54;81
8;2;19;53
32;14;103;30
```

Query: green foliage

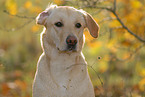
0;0;145;96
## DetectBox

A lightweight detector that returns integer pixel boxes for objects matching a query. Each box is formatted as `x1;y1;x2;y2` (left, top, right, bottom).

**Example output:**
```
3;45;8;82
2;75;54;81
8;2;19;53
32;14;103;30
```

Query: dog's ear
36;11;49;25
84;12;99;38
36;4;57;25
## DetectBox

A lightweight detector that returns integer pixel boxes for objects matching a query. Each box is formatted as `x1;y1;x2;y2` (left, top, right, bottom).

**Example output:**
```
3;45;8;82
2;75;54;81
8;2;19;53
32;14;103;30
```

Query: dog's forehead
50;7;84;19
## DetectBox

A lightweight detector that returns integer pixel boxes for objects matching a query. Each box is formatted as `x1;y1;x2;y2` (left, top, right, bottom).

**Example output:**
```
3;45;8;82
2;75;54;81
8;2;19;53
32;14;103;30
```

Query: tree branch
96;0;145;43
115;43;145;61
1;10;35;32
0;20;34;32
113;0;116;12
3;10;35;19
112;11;145;43
99;17;116;24
88;65;104;87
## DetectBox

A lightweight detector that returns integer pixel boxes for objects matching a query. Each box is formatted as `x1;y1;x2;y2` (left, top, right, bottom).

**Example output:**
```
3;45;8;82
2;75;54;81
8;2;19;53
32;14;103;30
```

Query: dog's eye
55;22;63;27
75;23;82;28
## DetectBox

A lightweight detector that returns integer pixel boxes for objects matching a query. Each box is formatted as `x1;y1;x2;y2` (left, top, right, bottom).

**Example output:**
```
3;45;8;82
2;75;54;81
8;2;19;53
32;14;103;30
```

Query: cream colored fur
33;5;99;97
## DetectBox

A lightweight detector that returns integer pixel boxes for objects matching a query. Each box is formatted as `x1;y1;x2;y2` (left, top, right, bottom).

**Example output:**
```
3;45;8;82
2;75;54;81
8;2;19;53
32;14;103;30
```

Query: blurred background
0;0;145;97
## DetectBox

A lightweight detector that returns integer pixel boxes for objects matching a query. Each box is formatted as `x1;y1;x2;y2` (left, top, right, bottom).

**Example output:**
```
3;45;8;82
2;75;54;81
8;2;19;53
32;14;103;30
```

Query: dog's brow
65;7;72;16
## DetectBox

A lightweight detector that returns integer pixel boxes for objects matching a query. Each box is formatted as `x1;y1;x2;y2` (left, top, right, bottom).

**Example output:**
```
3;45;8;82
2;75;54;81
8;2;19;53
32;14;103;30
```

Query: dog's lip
57;47;77;53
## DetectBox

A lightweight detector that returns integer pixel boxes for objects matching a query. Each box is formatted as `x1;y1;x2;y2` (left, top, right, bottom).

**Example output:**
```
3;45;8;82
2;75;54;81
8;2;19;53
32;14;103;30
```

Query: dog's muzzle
66;35;77;51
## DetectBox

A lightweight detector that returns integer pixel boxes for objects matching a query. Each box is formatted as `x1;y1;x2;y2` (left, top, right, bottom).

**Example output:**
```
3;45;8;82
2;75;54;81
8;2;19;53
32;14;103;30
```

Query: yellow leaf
124;32;135;41
109;20;120;28
139;68;145;77
103;55;110;61
5;0;17;15
94;18;99;23
84;30;94;43
99;62;108;73
31;25;40;32
53;0;65;5
107;40;116;48
122;52;130;59
30;6;42;14
87;41;102;49
139;78;145;91
131;0;142;9
107;39;117;53
125;10;142;25
24;1;32;9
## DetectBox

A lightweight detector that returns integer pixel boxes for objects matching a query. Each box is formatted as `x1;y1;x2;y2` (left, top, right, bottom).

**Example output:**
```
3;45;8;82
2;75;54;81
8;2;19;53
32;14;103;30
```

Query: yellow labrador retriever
33;5;99;97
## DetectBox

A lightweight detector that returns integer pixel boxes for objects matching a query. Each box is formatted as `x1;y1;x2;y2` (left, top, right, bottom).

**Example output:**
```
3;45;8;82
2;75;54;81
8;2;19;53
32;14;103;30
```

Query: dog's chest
48;53;87;95
50;54;75;84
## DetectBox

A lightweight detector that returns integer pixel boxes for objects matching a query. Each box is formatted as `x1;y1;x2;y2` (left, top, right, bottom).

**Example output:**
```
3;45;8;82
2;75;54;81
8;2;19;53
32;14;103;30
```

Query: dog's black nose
66;35;77;50
66;36;77;45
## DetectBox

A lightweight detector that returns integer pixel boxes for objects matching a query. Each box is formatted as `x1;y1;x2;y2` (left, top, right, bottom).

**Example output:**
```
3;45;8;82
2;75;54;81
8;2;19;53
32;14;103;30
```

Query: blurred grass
0;0;145;97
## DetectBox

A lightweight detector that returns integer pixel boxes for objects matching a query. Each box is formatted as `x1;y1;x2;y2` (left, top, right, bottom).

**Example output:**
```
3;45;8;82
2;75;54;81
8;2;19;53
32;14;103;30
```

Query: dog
33;4;99;97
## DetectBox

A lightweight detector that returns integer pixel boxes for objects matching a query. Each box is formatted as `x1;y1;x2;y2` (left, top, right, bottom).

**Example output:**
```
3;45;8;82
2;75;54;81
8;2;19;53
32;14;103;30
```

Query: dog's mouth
57;35;78;53
57;45;77;53
67;44;77;51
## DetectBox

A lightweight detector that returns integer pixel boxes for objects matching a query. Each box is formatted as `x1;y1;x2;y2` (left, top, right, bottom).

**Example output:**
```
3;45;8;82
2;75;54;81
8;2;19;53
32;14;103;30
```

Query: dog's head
36;5;99;52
